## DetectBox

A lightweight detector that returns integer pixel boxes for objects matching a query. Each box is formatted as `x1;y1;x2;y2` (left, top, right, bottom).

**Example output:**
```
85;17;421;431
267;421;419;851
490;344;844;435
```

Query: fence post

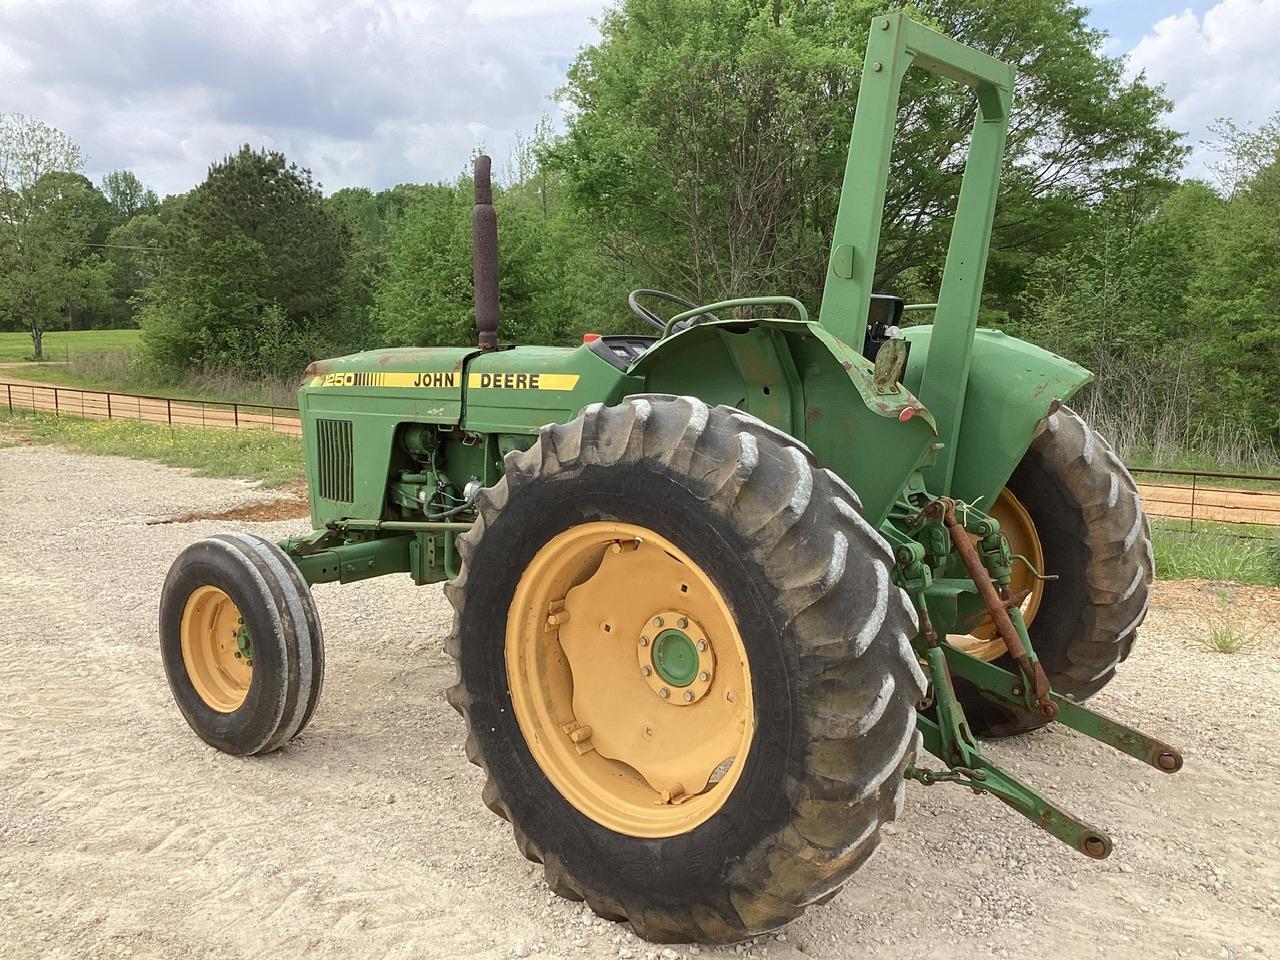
234;403;239;428
6;384;11;415
106;393;112;420
53;387;59;418
1189;474;1197;532
167;398;173;426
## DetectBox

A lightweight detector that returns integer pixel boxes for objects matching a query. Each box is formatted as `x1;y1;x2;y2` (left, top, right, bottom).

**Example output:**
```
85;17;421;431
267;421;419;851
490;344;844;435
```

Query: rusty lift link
931;497;1058;719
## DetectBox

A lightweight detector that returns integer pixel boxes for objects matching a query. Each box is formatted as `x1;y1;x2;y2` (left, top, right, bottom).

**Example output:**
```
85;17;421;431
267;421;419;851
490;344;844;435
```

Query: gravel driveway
1;442;1277;960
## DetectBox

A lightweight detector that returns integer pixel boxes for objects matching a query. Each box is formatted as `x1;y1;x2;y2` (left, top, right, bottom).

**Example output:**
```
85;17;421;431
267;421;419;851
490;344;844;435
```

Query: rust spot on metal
1082;836;1109;859
806;407;823;421
942;498;1057;719
841;360;853;371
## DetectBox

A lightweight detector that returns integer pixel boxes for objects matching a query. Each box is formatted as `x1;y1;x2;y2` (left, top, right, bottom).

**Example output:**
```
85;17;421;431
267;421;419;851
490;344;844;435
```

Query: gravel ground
1;442;1278;960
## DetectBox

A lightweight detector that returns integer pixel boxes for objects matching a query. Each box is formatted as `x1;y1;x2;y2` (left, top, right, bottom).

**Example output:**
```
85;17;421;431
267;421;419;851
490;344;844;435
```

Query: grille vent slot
316;418;354;503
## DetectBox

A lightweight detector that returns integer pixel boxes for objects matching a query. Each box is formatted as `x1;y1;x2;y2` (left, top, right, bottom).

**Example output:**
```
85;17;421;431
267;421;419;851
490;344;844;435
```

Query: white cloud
1128;0;1280;181
0;0;607;195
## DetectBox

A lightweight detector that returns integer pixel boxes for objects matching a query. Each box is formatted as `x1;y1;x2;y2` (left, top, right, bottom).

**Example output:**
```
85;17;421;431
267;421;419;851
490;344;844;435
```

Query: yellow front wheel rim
952;487;1046;662
506;522;755;838
180;585;253;712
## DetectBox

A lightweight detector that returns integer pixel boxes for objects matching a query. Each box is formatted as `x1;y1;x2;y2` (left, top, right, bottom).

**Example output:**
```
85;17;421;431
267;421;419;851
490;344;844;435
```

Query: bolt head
677;617;688;629
639;636;649;647
659;687;670;699
697;639;707;651
641;665;651;677
726;691;736;703
699;671;710;681
683;691;694;702
653;617;664;628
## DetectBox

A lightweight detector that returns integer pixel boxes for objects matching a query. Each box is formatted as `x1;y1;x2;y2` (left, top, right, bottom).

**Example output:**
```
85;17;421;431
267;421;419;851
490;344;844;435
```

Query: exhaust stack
472;154;500;352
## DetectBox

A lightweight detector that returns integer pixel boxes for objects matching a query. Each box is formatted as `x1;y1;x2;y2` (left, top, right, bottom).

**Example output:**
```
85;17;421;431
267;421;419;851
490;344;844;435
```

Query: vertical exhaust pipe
472;154;500;352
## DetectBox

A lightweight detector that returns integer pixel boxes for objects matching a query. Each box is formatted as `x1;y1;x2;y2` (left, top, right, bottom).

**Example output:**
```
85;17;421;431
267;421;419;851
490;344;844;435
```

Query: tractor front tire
959;405;1154;737
160;533;324;755
445;397;927;944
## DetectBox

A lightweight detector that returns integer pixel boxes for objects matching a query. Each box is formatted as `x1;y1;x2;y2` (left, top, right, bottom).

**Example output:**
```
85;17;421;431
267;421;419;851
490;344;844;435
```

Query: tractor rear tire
958;405;1153;737
445;397;927;944
160;533;324;755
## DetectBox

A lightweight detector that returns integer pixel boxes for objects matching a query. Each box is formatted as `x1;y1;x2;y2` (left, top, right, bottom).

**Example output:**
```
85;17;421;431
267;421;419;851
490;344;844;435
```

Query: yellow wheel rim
180;585;253;712
952;487;1046;662
506;522;754;838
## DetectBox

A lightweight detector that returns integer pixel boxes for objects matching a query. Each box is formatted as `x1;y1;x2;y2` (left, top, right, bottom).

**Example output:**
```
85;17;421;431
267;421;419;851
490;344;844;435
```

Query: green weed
1151;522;1280;587
0;409;302;486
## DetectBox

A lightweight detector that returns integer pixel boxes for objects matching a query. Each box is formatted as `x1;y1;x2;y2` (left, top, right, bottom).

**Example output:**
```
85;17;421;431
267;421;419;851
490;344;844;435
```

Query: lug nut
697;639;707;651
641;666;651;677
726;691;736;703
683;691;694;702
639;636;649;647
653;617;664;628
659;687;670;699
700;671;710;681
677;617;688;629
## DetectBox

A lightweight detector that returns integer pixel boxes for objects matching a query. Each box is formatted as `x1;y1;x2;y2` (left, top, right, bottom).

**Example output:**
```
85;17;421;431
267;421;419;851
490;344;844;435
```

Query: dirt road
0;378;302;436
1;442;1278;960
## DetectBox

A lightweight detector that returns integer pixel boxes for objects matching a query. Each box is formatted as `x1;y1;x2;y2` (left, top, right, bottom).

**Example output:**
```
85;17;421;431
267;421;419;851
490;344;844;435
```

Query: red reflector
583;333;602;343
898;406;916;422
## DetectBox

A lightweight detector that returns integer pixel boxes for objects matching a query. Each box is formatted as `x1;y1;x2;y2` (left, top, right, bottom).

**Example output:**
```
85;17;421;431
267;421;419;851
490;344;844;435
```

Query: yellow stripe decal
308;370;580;391
309;371;459;388
467;372;581;391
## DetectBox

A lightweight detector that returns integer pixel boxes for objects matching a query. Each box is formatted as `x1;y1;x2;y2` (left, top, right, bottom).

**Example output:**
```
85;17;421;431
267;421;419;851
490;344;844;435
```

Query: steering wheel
628;289;717;333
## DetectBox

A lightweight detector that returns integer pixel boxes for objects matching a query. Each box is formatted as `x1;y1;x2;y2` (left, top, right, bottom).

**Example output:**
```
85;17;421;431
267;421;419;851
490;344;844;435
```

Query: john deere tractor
158;14;1180;944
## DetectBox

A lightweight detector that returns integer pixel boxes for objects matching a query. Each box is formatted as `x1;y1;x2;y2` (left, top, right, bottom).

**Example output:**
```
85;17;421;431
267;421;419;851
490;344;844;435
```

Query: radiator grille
315;418;354;503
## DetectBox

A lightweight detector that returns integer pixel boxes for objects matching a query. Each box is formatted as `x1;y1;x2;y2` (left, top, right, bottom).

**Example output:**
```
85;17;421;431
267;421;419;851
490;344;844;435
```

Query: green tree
141;145;354;376
1189;128;1280;443
101;169;159;225
547;0;1183;313
0;115;110;358
374;181;478;347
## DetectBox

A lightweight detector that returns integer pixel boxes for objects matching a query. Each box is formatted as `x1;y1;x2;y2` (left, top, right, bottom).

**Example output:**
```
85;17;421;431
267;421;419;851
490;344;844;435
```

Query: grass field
0;336;300;409
0;329;143;363
0;409;303;486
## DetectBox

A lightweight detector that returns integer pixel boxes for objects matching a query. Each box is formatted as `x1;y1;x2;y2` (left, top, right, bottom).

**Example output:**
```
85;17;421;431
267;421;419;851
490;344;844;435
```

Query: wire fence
2;380;301;436
1128;467;1279;538
4;379;1277;534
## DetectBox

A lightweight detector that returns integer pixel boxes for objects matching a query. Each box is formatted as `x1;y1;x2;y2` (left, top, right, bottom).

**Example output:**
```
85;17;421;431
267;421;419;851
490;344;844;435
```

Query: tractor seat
586;335;659;371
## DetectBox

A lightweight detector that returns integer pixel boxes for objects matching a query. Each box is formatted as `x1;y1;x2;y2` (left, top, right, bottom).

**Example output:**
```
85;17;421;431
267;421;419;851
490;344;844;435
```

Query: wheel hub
638;614;715;703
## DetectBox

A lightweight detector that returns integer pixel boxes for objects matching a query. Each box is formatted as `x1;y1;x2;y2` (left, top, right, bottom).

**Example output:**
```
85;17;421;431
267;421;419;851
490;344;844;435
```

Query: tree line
0;0;1275;454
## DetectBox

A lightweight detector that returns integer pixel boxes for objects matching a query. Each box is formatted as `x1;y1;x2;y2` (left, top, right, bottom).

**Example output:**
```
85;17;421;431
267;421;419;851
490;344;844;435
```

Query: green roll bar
818;13;1015;493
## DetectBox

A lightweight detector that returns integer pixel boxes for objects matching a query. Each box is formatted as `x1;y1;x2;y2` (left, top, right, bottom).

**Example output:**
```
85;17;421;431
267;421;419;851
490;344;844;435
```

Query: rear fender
629;319;937;525
901;326;1093;507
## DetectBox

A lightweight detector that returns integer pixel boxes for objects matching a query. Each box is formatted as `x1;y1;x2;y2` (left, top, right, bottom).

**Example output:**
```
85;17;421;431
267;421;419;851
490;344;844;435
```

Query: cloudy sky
0;0;1276;197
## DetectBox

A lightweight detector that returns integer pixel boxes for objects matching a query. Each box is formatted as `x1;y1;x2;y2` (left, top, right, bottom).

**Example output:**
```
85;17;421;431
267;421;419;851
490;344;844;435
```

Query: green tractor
158;14;1179;944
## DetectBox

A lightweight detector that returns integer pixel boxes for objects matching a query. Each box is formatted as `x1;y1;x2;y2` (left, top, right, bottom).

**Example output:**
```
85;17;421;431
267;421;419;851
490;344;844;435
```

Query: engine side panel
299;347;475;525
